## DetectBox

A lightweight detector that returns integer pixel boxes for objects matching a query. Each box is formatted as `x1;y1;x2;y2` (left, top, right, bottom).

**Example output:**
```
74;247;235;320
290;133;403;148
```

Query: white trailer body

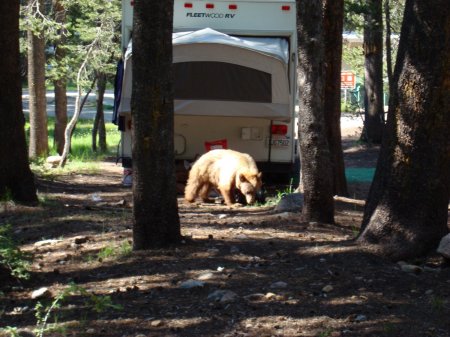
117;0;298;179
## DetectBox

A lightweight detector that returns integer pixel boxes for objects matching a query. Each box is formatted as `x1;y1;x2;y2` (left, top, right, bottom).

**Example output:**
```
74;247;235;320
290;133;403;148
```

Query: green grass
25;116;121;163
85;241;133;264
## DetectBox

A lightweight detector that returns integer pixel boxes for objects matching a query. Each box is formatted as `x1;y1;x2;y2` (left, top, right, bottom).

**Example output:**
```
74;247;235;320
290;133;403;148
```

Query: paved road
22;90;115;121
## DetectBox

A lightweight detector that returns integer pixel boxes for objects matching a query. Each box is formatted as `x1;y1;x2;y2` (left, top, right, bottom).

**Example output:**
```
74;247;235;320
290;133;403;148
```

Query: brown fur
184;149;262;206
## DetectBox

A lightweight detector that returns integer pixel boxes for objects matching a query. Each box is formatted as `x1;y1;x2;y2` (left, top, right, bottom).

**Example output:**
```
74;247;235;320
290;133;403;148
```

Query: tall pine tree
131;0;181;249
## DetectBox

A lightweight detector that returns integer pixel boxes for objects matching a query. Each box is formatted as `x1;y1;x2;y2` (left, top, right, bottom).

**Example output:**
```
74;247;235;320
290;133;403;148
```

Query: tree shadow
3;209;449;337
2;173;449;337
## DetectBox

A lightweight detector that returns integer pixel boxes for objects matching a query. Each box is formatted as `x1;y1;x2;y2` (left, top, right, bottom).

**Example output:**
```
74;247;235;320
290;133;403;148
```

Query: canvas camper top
119;28;291;120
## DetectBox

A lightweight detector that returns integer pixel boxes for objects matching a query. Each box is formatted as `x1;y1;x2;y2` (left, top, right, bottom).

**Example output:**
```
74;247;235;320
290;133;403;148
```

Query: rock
207;290;238;303
17;330;36;337
74;236;89;245
218;214;228;219
277;212;295;219
207;248;220;254
220;291;238;303
265;292;277;299
437;234;450;259
355;314;367;322
243;293;265;301
91;194;102;202
34;239;61;247
274;193;303;213
197;272;214;281
322;285;334;293
230;246;240;254
110;199;127;207
31;287;49;299
46;155;62;167
179;279;205;289
11;306;29;315
399;263;423;274
150;320;163;327
270;281;288;289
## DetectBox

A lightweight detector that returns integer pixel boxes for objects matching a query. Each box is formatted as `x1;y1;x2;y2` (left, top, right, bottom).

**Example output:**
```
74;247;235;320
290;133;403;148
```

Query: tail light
271;124;288;135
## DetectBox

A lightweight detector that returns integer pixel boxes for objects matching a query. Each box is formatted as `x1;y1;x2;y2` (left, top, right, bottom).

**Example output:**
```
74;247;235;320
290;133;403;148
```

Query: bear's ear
257;172;262;179
239;173;247;182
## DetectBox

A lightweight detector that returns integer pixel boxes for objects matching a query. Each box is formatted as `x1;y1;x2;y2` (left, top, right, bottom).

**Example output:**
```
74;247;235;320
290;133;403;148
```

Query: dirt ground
1;119;449;337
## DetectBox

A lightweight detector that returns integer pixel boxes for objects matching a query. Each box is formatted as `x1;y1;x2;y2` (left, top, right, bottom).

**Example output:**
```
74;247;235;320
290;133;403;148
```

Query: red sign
341;71;356;89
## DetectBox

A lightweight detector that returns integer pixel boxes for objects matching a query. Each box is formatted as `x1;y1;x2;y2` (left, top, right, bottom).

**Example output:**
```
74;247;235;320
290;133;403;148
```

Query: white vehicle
115;0;298;183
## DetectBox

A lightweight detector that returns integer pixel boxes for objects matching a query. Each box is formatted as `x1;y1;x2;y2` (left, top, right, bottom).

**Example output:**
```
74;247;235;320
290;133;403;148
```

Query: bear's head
237;172;262;204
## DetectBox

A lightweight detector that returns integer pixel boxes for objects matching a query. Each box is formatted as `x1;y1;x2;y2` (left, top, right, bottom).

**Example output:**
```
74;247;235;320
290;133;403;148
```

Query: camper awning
119;28;292;121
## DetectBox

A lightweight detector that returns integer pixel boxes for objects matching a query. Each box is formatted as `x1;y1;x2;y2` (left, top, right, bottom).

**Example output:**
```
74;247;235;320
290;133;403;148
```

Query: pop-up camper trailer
115;0;298;184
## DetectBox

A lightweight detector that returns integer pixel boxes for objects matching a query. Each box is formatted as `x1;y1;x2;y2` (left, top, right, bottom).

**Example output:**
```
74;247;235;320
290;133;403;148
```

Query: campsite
1;0;449;336
1;121;449;337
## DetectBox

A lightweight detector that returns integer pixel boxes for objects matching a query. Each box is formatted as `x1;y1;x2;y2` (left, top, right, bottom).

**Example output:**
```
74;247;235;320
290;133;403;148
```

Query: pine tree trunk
0;0;37;204
323;0;348;196
296;0;334;223
53;0;67;155
362;0;384;144
132;0;181;249
358;0;450;260
384;0;393;92
92;73;107;152
54;79;67;155
27;0;48;158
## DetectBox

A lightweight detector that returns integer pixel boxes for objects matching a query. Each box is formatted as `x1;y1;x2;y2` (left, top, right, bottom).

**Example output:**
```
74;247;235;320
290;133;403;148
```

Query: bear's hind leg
199;183;214;203
185;178;202;203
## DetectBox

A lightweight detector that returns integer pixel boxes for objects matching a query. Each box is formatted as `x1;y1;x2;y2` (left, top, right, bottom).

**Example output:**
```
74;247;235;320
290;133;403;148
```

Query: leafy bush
0;224;31;280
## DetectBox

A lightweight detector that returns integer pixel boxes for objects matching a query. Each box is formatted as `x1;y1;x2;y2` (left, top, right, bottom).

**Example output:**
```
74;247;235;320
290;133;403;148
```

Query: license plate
268;138;290;147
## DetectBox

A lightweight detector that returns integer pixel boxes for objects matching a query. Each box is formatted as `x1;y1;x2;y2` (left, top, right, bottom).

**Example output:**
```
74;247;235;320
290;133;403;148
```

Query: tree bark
384;0;393;92
93;73;107;152
54;78;67;155
0;0;38;204
132;0;181;249
358;0;450;260
362;0;384;144
27;0;48;158
52;0;67;155
296;0;334;223
323;0;348;196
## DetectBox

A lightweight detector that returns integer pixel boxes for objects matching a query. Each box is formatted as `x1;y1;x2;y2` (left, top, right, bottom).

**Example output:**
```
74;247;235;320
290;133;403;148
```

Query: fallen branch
333;195;366;206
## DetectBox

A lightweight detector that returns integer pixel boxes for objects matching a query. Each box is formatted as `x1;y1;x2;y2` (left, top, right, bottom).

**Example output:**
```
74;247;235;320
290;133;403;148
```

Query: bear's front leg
218;186;236;206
